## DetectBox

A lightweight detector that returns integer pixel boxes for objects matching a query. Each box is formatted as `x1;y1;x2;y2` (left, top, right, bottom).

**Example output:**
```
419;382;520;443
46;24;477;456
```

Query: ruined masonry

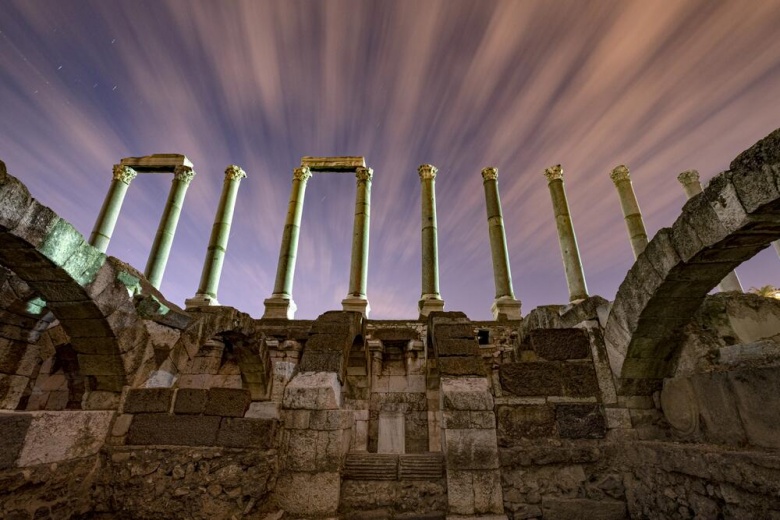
2;129;780;519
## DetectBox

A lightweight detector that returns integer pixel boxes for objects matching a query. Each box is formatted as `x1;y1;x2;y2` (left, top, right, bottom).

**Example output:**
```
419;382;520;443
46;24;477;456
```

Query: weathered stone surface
541;498;626;520
728;366;780;449
16;411;114;466
499;362;562;396
660;377;699;436
434;323;474;340
0;413;32;469
298;349;345;374
561;362;600;397
496;405;556;445
204;388;251;417
529;328;590;360
437;338;479;356
282;371;342;410
216;417;277;448
123;388;174;414
441;377;494;411
127;414;220;446
274;471;341;516
689;372;746;445
172;388;208;414
556;404;606;439
438;356;485;376
339;479;447;517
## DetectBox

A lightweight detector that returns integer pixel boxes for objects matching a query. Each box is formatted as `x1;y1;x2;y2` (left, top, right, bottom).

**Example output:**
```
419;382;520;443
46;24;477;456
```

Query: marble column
610;165;649;259
418;164;445;317
89;164;138;253
144;165;195;289
677;170;743;292
544;165;589;302
342;167;373;317
186;165;247;308
481;167;522;320
264;166;312;319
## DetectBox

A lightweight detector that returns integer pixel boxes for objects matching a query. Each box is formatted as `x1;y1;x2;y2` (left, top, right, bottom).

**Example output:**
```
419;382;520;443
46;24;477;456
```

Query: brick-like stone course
123;388;174;414
529;328;590;360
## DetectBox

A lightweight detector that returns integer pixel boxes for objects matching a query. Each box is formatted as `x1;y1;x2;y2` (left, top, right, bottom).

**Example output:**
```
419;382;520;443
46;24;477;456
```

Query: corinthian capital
677;169;700;186
544;165;563;182
356;166;373;182
418;164;438;180
481;167;498;181
610;165;630;183
112;164;138;185
293;166;312;182
173;165;196;184
225;164;247;181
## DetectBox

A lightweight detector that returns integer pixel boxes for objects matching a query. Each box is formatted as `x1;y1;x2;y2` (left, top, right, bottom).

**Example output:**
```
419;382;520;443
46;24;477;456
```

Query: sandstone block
0;412;32;469
122;388;174;414
541;498;626;520
282;371;342;410
437;338;479;356
441;377;494;411
172;388;208;414
434;323;474;339
499;362;562;396
728;366;780;449
216;417;277;448
472;469;505;514
561;362;600;397
16;410;114;466
309;409;353;430
529;328;590;360
689;372;746;444
274;471;341;516
438;356;485;377
205;387;251;417
127;414;220;446
496;405;556;445
556;404;606;439
443;410;496;430
443;428;499;470
447;469;475;515
298;350;345;375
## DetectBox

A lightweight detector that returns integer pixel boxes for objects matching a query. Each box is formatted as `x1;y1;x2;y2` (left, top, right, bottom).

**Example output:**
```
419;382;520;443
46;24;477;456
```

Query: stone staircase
343;452;445;481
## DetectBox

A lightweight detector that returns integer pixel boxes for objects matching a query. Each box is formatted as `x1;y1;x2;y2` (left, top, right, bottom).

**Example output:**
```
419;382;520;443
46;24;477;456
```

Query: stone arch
0;165;147;400
605;127;780;395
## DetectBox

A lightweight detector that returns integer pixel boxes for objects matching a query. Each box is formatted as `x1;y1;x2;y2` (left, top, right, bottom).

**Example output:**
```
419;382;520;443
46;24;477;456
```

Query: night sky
2;1;780;320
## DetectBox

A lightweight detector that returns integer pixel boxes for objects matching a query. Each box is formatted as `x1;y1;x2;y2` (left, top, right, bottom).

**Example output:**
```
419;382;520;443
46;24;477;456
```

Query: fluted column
544;165;589;302
677;170;743;292
89;165;138;253
342;166;373;317
263;166;312;319
186;165;247;308
418;164;445;317
144;165;195;289
481;167;521;320
610;165;648;259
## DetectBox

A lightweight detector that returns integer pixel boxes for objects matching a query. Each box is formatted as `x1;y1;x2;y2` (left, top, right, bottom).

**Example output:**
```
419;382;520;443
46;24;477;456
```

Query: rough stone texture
204;387;251;417
438;356;486;376
16;410;114;466
216;417;278;448
541;497;627;519
441;377;494;411
0;413;32;469
529;328;590;360
123;388;174;414
444;428;500;470
274;471;341;516
338;479;447;517
556;404;606;439
127;414;221;446
173;388;209;414
282;371;342;410
496;405;556;445
437;337;480;356
500;362;562;396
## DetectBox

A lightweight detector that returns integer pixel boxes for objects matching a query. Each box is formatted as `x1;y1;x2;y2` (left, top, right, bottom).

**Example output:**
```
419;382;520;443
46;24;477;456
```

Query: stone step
399;453;444;480
342;453;445;481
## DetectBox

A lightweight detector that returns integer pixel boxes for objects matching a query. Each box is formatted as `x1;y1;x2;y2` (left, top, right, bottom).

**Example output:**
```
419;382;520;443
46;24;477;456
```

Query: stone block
443;428;499;470
127;414;220;446
298;350;345;375
556;404;606;439
16;410;114;466
660;377;699;436
437;338;480;356
529;328;590;360
284;429;318;471
281;409;311;429
541;498;627;520
245;401;279;419
496;405;556;444
0;412;32;469
172;388;208;414
447;469;475;515
604;408;632;429
216;417;277;448
499;362;563;396
122;388;173;414
0;373;28;409
274;471;341;516
204;387;251;417
434;323;474;339
378;411;405;454
561;362;600;397
438;356;486;376
309;409;353;430
282;371;342;410
728;366;780;448
443;410;496;430
472;469;505;514
441;377;494;411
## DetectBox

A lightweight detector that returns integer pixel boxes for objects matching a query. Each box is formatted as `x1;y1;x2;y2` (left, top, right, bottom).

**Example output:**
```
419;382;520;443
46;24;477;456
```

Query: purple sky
2;0;780;320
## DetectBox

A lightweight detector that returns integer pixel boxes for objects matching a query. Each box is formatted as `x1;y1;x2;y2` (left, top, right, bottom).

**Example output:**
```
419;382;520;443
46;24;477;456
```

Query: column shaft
545;166;588;302
418;165;445;316
187;165;246;307
347;168;372;298
145;166;195;289
610;165;648;259
677;170;743;293
89;165;137;253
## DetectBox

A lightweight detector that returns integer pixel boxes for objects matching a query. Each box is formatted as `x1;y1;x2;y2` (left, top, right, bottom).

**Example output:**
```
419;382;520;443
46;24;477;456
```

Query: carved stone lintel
481;167;498;181
173;165;196;184
293;166;313;183
356;166;373;183
677;169;700;186
418;164;438;180
610;165;631;183
544;165;563;182
225;164;247;181
112;164;138;185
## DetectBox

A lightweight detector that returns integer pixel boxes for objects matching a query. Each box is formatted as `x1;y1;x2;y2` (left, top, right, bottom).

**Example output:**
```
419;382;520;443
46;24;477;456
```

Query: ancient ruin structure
2;128;780;520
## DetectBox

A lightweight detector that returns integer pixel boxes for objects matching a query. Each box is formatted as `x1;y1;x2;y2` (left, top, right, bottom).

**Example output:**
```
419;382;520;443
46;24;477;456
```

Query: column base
341;296;370;317
184;294;220;309
491;297;522;321
419;297;445;318
263;296;297;319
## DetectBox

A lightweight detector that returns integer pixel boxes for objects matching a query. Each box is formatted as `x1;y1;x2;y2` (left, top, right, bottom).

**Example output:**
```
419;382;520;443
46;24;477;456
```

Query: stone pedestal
491;296;522;322
262;296;297;320
341;295;370;316
420;295;446;316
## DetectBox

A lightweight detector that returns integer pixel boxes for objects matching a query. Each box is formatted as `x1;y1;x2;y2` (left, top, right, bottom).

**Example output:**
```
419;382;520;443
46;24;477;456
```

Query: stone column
264;166;312;319
544;165;589;302
677;170;743;292
144;165;195;289
610;165;649;259
419;164;445;316
186;165;247;308
89;164;138;253
342;166;372;317
481;167;522;320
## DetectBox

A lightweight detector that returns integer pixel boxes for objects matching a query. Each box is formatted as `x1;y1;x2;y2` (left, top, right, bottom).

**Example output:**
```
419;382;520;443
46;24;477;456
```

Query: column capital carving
225;164;247;181
293;166;313;183
112;164;138;185
610;165;631;183
677;169;700;186
481;167;498;181
544;165;563;182
418;164;438;180
356;166;373;182
173;165;196;184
